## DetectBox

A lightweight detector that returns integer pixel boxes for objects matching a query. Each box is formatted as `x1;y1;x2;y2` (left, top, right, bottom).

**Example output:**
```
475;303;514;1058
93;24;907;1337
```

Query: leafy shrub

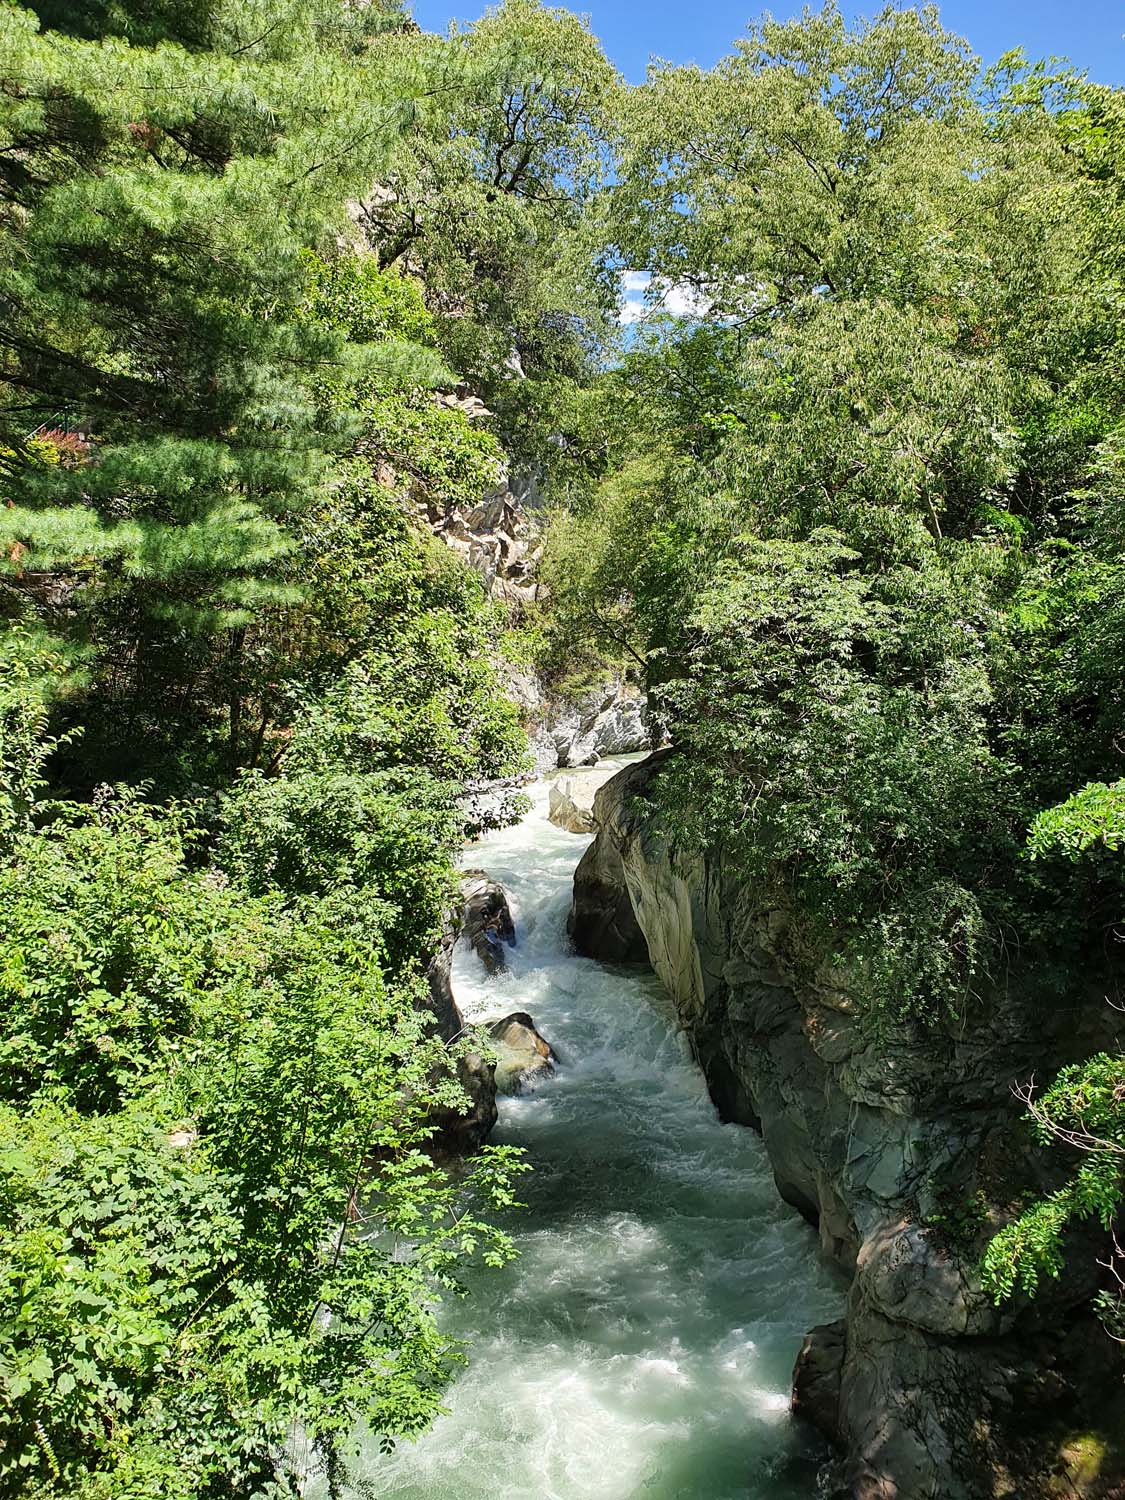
290;616;526;787
219;768;457;963
983;1054;1125;1301
1027;782;1125;861
0;787;526;1499
358;392;504;507
0;793;215;1109
300;251;438;349
652;531;1012;1024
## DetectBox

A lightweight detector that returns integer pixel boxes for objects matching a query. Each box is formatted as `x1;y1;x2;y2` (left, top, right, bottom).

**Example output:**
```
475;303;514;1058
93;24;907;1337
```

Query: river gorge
358;763;844;1499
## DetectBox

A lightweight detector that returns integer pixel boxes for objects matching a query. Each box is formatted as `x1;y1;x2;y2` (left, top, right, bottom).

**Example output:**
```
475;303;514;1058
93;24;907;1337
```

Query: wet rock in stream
488;1010;558;1095
461;869;516;973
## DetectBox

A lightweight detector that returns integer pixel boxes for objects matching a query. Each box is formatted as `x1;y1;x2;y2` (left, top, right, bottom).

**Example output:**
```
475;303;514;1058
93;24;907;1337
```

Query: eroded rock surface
489;1010;558;1095
461;870;517;974
419;453;652;775
515;671;652;774
547;762;623;834
571;753;1123;1499
422;480;542;608
566;759;654;963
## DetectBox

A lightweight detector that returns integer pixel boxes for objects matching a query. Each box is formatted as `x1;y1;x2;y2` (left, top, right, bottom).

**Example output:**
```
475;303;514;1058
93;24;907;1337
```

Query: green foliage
301;250;438;350
983;1055;1125;1301
547;0;1125;1033
0;0;500;755
647;531;1008;1023
291;619;526;787
926;1187;991;1256
356;393;504;507
0;763;527;1498
983;777;1125;1328
0;10;545;1491
11;0;1125;1478
363;0;621;427
0;636;68;856
0;793;210;1110
1028;783;1125;861
219;768;457;961
0;0;409;630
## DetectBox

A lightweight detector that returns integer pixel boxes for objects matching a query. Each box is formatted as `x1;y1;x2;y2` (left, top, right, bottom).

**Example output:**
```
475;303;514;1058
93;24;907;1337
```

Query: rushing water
357;763;844;1500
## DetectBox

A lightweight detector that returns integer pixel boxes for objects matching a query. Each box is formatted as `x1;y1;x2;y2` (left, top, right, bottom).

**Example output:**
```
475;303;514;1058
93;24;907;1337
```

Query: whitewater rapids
358;761;844;1500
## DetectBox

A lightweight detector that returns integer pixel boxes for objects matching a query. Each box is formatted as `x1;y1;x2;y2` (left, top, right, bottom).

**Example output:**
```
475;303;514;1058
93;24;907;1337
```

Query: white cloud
659;281;711;318
616;269;712;325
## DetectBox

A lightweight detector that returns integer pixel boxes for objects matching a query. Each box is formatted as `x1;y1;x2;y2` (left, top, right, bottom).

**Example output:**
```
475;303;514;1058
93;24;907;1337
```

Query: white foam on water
347;761;845;1500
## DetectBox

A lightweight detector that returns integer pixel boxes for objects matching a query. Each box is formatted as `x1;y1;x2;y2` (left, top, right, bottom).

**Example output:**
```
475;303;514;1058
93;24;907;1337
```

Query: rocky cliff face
422;457;651;774
420;477;543;608
517;671;651;774
570;754;1125;1500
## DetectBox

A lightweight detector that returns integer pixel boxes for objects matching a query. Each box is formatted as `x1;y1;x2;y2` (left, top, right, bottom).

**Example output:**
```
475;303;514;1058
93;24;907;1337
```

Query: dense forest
0;0;1123;1496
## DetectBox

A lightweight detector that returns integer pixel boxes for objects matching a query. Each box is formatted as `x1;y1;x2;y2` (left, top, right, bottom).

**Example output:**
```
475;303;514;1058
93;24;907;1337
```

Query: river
359;762;844;1500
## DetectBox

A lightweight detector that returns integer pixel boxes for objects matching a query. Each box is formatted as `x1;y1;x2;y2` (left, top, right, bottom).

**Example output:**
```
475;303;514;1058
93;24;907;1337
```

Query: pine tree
0;0;434;716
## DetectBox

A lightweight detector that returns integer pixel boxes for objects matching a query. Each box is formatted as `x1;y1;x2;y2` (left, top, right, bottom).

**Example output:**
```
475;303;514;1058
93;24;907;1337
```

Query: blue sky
408;1;1125;85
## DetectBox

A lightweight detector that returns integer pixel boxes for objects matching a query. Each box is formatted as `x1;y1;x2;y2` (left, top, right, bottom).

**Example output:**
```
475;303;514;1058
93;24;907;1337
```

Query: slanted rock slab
547;762;623;834
489;1011;557;1095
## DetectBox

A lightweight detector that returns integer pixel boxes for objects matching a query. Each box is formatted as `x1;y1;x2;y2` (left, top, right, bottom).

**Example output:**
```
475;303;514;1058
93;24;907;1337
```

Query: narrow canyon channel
362;762;846;1500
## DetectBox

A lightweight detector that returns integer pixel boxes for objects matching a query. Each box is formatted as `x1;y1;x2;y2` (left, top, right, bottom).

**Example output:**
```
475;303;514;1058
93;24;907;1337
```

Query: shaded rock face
792;1320;846;1437
566;759;654;964
461;870;517;974
425;914;497;1154
547;762;623;834
571;754;1123;1500
488;1011;557;1095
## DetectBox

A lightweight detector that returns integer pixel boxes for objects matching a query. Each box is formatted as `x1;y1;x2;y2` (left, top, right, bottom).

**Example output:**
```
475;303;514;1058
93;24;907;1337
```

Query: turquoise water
355;768;844;1500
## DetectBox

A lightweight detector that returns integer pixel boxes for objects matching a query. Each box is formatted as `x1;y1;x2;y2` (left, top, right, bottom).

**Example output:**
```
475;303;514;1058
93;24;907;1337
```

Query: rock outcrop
414;426;652;775
488;1011;558;1095
527;674;651;773
421;480;542;607
571;753;1124;1499
547;762;624;834
425;913;497;1153
567;757;656;964
461;870;517;974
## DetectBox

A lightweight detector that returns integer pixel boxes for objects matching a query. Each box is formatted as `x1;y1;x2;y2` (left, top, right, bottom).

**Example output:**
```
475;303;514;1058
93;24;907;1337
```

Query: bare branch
1011;1074;1125;1158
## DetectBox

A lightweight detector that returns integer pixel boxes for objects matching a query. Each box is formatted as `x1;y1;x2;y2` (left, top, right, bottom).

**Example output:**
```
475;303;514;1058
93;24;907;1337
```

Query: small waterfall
355;763;844;1500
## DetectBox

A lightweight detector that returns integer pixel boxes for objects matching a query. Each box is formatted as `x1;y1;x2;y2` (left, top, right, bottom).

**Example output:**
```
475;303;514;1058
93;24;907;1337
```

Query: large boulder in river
547;763;623;834
429;1049;499;1154
461;870;516;973
791;1320;846;1437
489;1011;557;1095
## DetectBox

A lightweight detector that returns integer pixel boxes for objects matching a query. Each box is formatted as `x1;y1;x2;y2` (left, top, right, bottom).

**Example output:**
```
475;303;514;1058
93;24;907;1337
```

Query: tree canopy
3;0;1125;1491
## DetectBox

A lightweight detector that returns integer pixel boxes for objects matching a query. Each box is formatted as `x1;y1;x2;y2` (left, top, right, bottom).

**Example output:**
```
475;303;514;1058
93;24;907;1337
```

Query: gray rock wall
519;671;652;774
570;754;1123;1499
